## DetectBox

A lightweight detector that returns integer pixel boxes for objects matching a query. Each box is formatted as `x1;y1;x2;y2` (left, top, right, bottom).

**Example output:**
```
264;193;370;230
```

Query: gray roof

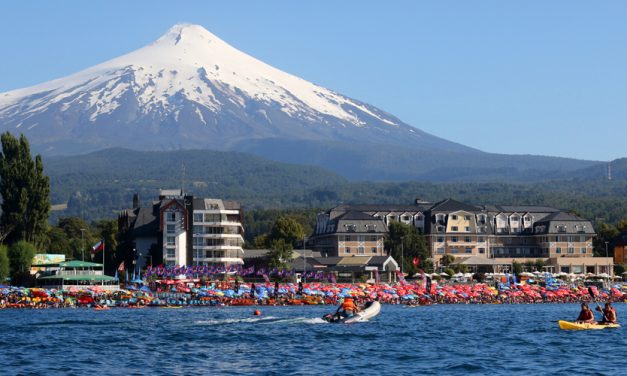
132;205;159;237
483;205;560;214
430;198;481;213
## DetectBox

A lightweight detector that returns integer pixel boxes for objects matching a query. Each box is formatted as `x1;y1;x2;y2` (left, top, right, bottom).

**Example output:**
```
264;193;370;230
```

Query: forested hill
43;148;627;227
44;148;347;219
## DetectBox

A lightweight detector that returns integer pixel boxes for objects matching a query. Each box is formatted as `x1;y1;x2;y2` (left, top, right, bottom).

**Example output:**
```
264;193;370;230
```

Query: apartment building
119;190;244;270
316;198;612;275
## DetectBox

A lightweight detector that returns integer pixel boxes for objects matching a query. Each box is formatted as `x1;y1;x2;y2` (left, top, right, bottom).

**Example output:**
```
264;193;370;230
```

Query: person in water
596;302;617;324
576;302;596;324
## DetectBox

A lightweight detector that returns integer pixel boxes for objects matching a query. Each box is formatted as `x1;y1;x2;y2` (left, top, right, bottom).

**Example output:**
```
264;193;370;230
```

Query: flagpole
103;239;106;284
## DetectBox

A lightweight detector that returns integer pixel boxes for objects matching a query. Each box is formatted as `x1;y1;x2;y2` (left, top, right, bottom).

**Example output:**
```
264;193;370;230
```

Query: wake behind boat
323;301;381;324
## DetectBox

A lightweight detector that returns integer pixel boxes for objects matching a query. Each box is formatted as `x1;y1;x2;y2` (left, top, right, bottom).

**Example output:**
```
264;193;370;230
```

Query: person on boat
576;302;596;324
596;302;617;324
336;296;359;319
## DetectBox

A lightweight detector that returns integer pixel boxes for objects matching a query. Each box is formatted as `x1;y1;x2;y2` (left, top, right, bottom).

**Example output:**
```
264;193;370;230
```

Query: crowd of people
1;279;625;310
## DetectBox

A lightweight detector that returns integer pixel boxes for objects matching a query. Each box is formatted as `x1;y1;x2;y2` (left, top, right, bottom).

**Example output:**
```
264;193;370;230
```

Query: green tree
385;221;429;275
0;132;50;246
594;222;619;256
269;216;305;247
440;254;456;267
267;238;293;269
48;217;94;260
512;261;523;276
92;219;118;275
8;240;36;278
0;245;9;281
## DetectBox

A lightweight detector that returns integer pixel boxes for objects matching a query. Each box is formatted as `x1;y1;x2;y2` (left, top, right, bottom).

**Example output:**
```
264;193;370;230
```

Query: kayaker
596;302;617;324
576;302;595;324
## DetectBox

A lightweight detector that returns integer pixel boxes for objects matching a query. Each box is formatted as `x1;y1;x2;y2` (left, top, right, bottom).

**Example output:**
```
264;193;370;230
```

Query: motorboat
322;301;381;324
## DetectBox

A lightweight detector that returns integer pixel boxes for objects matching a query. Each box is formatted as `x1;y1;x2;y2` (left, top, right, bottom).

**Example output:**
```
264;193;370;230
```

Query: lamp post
604;241;609;276
400;236;405;274
80;228;85;261
303;236;307;283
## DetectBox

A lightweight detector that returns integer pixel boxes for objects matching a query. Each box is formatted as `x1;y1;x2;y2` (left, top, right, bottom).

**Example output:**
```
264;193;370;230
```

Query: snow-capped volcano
0;23;467;155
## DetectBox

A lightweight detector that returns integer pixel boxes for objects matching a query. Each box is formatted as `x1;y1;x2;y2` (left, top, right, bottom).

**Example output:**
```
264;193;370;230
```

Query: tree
0;132;50;246
269;216;305;247
440;254;456;267
267;238;293;269
0;245;9;281
92;219;118;275
512;261;523;276
8;241;36;279
385;221;429;275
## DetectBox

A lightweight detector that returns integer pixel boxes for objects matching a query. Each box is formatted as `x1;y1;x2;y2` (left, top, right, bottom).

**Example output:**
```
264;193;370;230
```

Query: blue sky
1;1;625;161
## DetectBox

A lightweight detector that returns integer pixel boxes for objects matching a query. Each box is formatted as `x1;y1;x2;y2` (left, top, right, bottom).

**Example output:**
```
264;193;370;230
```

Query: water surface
1;303;624;375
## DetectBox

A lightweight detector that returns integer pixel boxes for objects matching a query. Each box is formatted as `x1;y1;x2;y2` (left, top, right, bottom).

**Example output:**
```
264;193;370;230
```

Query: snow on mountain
0;23;481;167
0;24;597;180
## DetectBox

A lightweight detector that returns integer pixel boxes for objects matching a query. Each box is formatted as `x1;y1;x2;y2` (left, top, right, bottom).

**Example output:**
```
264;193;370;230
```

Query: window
451;237;458;243
371;247;377;254
194;213;203;222
193;226;203;234
436;248;445;254
556;247;561;254
402;216;410;221
451;215;458;220
437;236;444;243
358;235;365;242
166;224;175;234
451;248;459;253
579;236;586;242
478;236;484;242
464;215;471;220
451;226;459;231
465;248;472;254
464;236;471;242
166;236;175;246
478;248;485;254
464;226;470;232
345;247;351;254
357;246;365;255
344;235;352;242
580;248;586;254
370;236;377;242
568;247;574;254
166;249;175;258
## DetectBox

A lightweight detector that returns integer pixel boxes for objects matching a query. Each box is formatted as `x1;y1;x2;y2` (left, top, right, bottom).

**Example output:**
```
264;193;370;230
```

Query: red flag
412;257;420;267
117;261;125;271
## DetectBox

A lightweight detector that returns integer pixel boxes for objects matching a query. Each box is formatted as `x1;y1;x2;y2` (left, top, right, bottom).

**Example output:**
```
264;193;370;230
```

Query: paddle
588;286;602;312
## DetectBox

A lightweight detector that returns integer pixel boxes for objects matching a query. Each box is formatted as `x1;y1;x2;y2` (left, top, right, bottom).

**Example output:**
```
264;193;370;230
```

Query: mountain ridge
0;23;600;180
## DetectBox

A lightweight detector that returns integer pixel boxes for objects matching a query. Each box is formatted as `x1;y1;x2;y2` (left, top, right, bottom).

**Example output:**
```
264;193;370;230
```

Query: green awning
59;260;103;268
38;275;116;281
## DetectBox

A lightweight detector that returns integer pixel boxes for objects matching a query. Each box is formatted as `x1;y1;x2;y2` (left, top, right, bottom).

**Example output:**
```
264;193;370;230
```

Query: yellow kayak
558;320;620;330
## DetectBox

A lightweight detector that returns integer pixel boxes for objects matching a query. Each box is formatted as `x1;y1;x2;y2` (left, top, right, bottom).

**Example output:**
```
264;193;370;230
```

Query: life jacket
578;309;594;321
342;299;356;311
603;308;616;323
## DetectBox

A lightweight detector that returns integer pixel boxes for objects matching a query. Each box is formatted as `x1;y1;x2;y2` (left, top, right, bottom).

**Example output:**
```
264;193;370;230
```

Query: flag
91;240;104;253
412;257;420;267
114;270;118;281
117;261;125;272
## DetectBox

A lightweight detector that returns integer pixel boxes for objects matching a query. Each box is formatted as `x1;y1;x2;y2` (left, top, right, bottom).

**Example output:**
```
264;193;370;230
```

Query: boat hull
558;320;620;330
323;301;381;324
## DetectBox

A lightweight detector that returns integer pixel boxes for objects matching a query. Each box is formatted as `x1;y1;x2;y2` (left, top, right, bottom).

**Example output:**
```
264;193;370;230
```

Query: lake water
1;303;625;375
